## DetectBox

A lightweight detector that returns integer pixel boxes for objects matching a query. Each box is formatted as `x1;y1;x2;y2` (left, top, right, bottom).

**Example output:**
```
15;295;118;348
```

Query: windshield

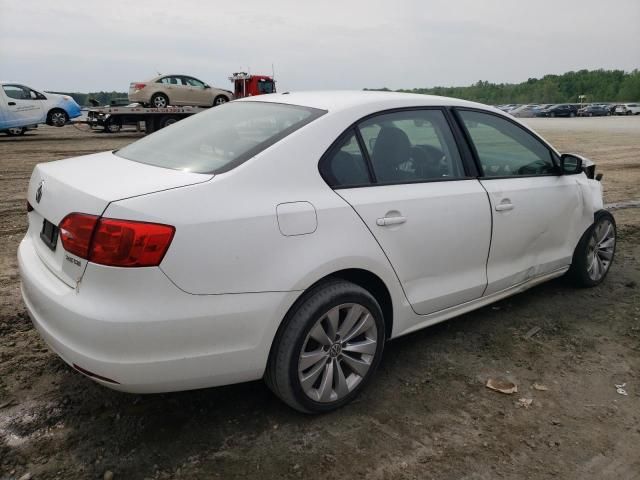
116;102;326;174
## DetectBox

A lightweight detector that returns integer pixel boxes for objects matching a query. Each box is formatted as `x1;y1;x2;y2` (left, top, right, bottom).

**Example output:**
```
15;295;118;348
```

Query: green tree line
365;69;640;104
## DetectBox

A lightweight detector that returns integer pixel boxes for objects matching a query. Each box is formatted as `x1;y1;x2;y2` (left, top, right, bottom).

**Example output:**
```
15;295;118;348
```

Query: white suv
19;92;614;413
614;103;640;115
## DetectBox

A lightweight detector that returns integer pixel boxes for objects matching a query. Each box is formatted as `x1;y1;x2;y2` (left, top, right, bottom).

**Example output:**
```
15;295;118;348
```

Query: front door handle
376;216;407;226
495;200;514;212
8;102;16;106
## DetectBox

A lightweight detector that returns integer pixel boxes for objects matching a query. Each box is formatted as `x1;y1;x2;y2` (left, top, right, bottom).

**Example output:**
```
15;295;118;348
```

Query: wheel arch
150;91;170;105
46;107;68;125
265;268;394;375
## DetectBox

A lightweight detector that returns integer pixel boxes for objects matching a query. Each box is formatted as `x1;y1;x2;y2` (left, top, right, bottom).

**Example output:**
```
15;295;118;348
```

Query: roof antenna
272;63;276;82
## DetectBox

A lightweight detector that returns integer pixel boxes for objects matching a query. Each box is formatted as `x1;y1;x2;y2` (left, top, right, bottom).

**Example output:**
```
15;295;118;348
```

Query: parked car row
497;102;640;118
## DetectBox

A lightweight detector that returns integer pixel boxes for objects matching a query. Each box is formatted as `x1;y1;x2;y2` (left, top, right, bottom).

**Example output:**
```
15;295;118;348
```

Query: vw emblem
329;343;342;358
36;180;44;203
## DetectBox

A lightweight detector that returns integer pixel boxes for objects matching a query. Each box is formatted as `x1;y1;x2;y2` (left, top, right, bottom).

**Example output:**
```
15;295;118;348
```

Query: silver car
129;74;233;108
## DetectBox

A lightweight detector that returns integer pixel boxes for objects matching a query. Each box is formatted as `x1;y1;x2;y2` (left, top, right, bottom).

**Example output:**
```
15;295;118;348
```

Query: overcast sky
1;0;638;93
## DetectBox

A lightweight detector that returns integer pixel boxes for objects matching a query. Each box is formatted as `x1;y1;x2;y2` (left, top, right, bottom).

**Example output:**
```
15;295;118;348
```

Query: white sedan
19;91;615;413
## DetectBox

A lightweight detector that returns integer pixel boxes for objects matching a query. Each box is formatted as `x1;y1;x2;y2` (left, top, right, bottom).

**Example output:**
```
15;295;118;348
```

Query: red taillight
90;218;175;267
133;83;146;90
59;213;99;258
59;213;175;267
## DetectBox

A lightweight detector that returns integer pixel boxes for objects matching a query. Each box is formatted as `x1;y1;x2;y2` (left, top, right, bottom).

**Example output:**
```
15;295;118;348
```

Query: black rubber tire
567;210;616;287
265;279;386;413
5;127;26;136
159;115;179;129
150;93;169;108
213;95;229;107
104;117;122;133
47;109;68;127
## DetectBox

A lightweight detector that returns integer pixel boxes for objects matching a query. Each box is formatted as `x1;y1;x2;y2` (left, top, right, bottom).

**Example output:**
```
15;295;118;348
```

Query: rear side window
320;130;371;187
458;110;556;177
116;102;326;174
359;110;465;183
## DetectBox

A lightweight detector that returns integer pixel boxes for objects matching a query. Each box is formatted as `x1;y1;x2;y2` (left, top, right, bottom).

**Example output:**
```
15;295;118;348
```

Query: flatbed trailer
85;104;209;134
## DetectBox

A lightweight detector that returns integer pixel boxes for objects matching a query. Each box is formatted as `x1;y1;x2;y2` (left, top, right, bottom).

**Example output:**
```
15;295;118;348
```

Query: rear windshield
116;102;326;174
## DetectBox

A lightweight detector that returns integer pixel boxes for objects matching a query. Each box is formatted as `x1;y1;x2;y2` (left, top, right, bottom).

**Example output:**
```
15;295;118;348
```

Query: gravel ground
1;118;639;480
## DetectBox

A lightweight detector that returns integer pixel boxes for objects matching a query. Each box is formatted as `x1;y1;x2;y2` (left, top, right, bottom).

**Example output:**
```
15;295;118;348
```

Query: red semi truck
230;72;276;98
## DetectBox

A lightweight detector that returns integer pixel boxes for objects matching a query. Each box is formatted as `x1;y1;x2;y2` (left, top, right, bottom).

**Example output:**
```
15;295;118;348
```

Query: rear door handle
495;201;514;212
8;102;16;106
376;216;407;226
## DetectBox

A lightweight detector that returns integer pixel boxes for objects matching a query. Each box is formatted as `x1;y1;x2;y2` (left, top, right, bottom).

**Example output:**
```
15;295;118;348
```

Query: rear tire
150;93;169;108
104;117;122;133
159;115;179;129
6;127;26;136
265;279;386;413
567;211;616;287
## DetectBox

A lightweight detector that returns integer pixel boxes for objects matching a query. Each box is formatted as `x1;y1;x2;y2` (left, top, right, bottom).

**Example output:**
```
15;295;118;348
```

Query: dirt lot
1;118;639;480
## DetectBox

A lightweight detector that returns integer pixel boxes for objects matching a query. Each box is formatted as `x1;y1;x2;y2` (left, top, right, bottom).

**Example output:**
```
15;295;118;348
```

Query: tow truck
86;72;276;134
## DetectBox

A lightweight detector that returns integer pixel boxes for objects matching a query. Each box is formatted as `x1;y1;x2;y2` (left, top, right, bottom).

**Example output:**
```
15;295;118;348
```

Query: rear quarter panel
103;119;402;296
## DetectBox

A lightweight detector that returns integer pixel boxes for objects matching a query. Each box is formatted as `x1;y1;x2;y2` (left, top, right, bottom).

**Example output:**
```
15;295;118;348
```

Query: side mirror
204;84;211;89
559;153;583;175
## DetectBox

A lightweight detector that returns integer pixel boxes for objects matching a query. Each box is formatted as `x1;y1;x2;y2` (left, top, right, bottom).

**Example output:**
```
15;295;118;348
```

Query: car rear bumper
128;90;149;104
18;235;298;393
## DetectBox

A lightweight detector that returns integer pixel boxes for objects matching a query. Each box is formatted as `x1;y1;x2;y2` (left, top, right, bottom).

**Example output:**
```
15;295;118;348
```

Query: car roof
239;90;497;113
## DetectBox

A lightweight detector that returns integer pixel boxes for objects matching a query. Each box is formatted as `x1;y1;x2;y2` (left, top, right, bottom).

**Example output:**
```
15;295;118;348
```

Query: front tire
568;211;616;287
213;95;229;106
266;280;386;413
47;109;68;127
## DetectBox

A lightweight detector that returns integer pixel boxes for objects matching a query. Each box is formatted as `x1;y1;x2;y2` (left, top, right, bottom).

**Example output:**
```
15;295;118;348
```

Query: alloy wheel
153;96;168;108
50;112;67;127
298;303;378;403
586;218;615;281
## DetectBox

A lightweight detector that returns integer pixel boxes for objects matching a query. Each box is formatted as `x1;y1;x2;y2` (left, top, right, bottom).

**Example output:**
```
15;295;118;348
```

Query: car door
182;76;212;106
322;108;492;315
456;109;590;295
1;84;44;127
158;76;186;105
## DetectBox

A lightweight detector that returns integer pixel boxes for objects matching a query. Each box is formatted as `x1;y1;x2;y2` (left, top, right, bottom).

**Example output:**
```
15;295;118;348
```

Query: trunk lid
26;151;212;287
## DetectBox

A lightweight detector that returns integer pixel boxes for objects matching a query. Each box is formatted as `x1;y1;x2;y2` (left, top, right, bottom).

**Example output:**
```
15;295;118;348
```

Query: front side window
3;85;30;100
116;102;326;174
358;110;465;183
458;110;556;177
